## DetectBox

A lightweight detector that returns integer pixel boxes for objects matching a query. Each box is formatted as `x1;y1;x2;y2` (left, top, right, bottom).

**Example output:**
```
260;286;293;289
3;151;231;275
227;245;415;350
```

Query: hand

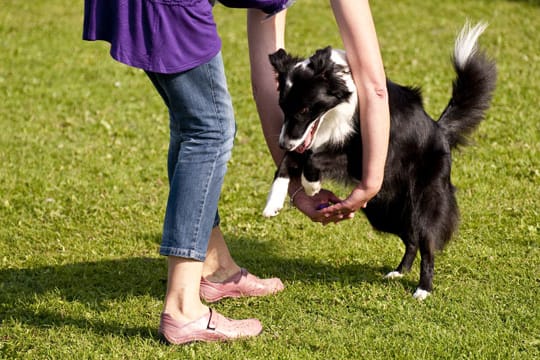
292;188;353;225
319;182;381;220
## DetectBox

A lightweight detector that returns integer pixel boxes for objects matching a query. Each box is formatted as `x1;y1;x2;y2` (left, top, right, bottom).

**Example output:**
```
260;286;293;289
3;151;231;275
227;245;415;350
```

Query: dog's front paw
263;201;283;217
301;175;321;197
263;177;289;218
412;288;430;300
384;271;404;279
263;203;282;217
304;185;321;197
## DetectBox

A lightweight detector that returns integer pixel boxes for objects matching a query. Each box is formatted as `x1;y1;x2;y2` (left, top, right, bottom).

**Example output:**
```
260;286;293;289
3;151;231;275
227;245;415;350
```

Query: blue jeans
146;52;236;261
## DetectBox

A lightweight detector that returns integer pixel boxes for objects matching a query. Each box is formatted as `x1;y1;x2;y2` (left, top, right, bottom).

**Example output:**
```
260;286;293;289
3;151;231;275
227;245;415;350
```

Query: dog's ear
308;46;333;76
269;48;295;74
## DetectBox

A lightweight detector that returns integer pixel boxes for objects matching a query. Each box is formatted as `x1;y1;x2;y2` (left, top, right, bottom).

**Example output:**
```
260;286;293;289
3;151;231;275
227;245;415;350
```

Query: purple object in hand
316;203;331;210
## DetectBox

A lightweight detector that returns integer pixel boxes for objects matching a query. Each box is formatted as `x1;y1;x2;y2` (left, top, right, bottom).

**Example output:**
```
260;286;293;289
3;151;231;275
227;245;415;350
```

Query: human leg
153;52;235;322
163;256;208;323
202;226;241;282
148;52;283;343
200;226;284;303
152;57;236;262
149;52;282;343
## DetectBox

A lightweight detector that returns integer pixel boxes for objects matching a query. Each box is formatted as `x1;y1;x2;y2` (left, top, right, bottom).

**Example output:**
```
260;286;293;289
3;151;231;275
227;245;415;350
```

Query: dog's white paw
412;288;430;300
262;203;282;218
304;185;321;196
384;271;404;279
301;175;321;197
263;177;289;218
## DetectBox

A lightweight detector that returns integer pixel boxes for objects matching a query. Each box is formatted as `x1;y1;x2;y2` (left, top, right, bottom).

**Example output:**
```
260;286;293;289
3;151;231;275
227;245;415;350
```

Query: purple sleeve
216;0;289;14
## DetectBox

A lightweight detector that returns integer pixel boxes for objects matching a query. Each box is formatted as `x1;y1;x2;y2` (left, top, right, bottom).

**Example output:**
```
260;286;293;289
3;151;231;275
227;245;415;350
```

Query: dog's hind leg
385;239;418;279
384;232;434;300
413;234;436;300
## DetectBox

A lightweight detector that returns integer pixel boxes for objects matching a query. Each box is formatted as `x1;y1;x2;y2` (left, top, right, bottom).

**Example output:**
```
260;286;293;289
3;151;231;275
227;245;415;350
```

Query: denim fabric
146;52;236;261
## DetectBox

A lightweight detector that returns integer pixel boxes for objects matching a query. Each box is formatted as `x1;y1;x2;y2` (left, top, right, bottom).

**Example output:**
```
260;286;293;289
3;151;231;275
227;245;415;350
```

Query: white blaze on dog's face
269;47;358;153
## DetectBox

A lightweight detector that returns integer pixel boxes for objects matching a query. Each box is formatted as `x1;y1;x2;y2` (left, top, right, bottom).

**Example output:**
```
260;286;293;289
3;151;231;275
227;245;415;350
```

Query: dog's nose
278;138;293;151
278;137;287;149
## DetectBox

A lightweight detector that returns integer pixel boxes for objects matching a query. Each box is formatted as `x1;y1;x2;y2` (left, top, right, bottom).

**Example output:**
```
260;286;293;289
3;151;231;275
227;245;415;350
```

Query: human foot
200;268;284;303
158;309;262;345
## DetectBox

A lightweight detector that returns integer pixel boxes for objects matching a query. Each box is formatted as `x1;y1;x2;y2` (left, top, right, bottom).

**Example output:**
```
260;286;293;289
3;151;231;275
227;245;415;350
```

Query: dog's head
269;46;355;153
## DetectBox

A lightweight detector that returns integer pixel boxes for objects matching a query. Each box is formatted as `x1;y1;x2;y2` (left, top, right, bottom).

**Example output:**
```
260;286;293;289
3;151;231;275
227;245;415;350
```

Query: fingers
322;211;353;223
319;202;354;218
315;206;355;224
326;193;342;204
317;188;372;221
319;213;354;225
293;187;370;225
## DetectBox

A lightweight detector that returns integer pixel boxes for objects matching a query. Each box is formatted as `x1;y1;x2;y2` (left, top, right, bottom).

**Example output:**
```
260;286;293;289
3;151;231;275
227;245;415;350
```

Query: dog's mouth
293;118;321;154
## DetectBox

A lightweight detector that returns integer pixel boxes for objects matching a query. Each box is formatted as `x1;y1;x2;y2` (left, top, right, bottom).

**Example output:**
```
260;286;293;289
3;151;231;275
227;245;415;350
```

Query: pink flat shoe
158;309;262;345
200;268;284;303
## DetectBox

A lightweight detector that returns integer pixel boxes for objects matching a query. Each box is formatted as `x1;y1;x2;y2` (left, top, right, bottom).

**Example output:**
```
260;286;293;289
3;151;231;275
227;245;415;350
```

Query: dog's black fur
264;25;497;298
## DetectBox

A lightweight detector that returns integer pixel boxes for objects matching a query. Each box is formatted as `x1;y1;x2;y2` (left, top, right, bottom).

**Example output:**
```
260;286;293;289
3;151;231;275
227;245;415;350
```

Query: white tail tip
454;21;488;68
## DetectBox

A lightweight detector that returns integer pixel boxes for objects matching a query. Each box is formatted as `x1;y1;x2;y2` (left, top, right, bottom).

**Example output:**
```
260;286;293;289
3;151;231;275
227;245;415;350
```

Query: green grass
1;0;539;358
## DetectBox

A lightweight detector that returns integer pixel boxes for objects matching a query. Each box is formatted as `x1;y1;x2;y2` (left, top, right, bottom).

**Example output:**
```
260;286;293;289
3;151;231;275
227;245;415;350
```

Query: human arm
247;9;286;165
318;0;390;218
247;9;348;224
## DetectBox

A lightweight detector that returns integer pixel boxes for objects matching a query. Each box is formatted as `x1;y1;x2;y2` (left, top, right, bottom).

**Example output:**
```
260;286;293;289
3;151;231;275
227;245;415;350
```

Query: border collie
262;23;497;299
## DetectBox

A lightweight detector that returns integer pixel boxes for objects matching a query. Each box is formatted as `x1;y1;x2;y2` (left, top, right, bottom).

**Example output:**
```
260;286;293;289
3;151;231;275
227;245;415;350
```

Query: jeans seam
190;147;218;254
205;54;225;137
188;59;223;253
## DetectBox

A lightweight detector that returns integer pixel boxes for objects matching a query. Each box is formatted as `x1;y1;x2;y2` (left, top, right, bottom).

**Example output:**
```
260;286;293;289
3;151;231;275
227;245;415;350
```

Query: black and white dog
262;23;497;299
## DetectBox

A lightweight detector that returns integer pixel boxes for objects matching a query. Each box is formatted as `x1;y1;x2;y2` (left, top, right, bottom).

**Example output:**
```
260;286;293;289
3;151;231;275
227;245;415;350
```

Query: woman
83;0;389;345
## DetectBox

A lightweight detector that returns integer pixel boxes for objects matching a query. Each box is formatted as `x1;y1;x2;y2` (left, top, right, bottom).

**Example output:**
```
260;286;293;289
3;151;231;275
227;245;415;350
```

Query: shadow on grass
0;257;166;339
227;236;405;286
0;234;413;339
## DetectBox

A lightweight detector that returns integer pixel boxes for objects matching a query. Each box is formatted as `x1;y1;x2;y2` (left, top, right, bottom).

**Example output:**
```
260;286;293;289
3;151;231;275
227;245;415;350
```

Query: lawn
0;0;538;359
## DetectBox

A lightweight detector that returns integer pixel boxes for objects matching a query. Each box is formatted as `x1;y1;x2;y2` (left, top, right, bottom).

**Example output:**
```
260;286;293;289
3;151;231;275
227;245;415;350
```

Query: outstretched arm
247;2;389;224
247;9;286;165
247;10;347;225
247;10;354;224
319;0;390;218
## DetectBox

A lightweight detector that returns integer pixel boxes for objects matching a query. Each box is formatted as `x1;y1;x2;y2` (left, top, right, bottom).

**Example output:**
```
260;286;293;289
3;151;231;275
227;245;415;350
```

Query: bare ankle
202;265;241;283
163;304;209;323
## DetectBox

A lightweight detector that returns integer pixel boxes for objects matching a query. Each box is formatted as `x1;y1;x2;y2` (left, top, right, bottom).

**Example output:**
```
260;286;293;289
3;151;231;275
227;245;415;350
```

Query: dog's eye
299;107;309;115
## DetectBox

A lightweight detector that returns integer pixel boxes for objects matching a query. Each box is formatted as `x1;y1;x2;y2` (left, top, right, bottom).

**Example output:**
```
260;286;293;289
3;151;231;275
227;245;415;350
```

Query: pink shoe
158;309;262;345
200;268;284;303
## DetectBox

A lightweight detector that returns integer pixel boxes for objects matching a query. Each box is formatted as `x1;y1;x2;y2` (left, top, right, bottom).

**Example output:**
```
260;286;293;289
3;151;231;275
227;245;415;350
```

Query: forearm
331;0;389;191
357;90;389;191
247;9;286;166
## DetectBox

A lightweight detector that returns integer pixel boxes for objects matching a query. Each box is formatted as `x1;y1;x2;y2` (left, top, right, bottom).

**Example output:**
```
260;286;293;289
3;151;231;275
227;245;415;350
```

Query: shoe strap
206;308;216;330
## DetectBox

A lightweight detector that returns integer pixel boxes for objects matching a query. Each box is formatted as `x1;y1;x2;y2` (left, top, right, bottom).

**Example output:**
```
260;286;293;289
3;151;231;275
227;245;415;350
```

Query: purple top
83;0;290;74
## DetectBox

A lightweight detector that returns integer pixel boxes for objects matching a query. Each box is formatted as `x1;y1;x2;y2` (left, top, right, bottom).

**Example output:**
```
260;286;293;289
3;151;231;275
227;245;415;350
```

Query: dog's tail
438;22;497;149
